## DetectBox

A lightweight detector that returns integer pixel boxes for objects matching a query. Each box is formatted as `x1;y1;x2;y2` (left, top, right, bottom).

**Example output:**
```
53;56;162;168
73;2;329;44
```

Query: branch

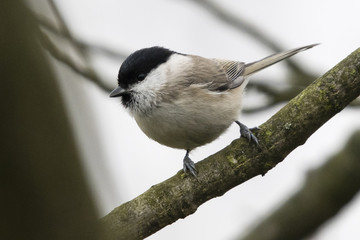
38;31;113;92
244;76;360;113
101;48;360;239
38;15;128;60
243;79;311;113
38;0;114;92
191;0;282;52
190;0;307;74
239;129;360;240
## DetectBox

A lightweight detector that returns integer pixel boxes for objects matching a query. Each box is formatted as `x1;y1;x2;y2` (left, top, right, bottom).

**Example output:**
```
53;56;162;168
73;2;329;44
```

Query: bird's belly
133;97;241;150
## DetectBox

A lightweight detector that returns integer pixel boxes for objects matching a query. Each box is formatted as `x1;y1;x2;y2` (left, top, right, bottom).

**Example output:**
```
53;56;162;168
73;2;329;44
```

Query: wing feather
184;56;246;92
211;59;246;91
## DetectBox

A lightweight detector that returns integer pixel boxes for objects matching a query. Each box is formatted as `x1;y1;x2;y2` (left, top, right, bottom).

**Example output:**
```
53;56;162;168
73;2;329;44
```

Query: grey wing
210;59;246;91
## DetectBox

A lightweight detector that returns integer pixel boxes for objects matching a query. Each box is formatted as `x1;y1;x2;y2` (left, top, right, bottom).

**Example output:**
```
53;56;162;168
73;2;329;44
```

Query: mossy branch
101;48;360;240
239;129;360;240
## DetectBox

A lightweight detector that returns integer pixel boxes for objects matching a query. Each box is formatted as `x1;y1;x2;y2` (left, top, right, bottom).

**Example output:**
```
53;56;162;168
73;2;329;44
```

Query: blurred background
3;0;360;239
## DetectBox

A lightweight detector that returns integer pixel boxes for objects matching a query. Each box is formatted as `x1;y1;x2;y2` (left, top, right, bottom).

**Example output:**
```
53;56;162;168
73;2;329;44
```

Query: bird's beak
110;86;126;97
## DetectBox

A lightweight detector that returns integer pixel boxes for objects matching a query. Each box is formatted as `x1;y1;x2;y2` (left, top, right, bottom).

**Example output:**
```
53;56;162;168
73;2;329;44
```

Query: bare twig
190;0;311;74
48;0;72;37
39;0;115;92
243;81;307;113
244;75;360;113
39;31;113;92
38;15;127;60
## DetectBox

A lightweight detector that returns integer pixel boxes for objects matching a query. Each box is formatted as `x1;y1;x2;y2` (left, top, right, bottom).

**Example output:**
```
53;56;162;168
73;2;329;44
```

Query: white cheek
132;54;192;93
132;65;166;94
166;54;194;77
129;54;193;114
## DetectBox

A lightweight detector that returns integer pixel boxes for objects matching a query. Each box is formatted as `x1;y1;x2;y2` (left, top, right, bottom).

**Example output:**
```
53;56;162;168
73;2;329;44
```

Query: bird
110;44;318;177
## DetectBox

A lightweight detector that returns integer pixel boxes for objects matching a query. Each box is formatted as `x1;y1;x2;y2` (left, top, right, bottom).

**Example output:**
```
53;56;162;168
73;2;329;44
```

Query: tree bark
239;129;360;240
101;47;360;240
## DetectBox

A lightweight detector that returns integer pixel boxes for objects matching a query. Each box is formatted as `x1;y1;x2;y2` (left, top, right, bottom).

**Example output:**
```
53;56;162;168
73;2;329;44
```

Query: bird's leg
235;121;259;145
183;150;197;177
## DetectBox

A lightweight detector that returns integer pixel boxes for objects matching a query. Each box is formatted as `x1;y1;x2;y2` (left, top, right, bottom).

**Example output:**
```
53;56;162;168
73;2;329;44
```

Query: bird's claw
235;121;259;145
183;152;197;177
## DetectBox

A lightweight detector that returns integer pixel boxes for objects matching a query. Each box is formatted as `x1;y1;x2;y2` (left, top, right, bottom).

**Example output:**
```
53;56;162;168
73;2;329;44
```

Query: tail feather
243;43;319;76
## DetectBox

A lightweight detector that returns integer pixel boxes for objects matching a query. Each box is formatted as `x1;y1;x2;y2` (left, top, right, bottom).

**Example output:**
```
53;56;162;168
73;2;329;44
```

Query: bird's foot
183;150;197;177
235;121;259;145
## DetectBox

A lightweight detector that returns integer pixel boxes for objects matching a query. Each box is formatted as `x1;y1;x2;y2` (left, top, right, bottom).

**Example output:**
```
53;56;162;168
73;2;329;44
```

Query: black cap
117;46;174;89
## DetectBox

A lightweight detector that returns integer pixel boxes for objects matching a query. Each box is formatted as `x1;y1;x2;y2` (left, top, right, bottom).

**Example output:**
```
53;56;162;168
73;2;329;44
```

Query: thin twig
39;31;113;92
190;0;309;73
38;15;127;60
44;0;114;92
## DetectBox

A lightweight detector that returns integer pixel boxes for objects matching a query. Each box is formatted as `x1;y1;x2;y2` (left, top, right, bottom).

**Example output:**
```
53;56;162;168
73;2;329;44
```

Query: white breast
130;54;247;150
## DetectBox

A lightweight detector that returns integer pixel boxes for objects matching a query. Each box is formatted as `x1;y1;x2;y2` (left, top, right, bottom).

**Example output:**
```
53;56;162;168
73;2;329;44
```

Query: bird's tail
243;43;319;76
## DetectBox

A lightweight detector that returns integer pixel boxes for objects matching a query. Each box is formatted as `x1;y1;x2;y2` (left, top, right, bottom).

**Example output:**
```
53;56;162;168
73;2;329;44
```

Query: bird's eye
137;74;146;81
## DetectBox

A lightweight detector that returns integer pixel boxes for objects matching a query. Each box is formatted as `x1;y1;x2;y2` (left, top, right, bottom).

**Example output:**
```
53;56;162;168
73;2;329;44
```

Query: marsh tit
110;44;317;177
